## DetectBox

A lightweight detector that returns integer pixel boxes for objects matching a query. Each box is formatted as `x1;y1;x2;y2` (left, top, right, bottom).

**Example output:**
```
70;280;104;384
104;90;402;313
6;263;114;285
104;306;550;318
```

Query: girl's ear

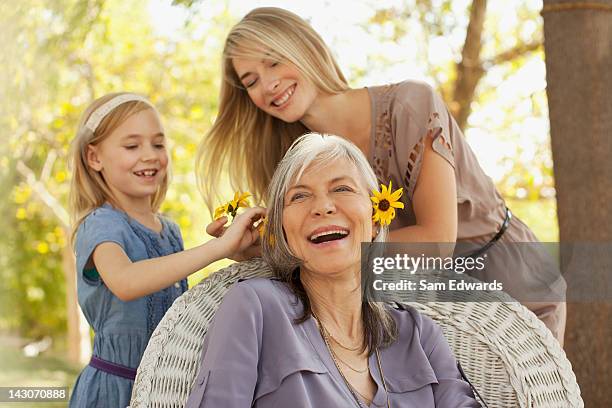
86;145;103;172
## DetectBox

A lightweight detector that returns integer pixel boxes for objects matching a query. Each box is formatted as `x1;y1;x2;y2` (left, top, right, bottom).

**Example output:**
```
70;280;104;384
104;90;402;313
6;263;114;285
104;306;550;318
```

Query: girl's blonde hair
196;7;350;214
261;133;396;352
68;92;169;244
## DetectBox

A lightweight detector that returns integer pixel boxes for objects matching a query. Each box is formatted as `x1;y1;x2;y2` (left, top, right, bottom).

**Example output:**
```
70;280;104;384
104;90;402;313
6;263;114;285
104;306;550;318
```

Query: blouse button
174;282;180;288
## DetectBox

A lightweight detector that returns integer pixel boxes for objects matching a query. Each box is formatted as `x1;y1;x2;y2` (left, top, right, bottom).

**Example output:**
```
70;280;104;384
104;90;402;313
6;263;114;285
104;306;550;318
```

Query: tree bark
453;0;487;130
62;241;91;365
543;1;612;406
451;1;543;131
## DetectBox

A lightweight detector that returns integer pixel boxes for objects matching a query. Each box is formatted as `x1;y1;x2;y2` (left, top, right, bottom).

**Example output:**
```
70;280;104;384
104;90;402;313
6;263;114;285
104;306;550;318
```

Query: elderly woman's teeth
309;230;349;244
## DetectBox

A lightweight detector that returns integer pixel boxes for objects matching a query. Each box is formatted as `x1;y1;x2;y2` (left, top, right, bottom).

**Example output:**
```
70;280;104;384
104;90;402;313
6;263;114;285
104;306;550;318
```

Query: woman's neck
299;88;372;155
301;268;364;339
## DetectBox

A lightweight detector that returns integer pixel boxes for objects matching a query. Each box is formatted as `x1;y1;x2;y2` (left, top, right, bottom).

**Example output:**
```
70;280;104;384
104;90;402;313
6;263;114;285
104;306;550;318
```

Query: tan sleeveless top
365;83;567;341
366;80;509;240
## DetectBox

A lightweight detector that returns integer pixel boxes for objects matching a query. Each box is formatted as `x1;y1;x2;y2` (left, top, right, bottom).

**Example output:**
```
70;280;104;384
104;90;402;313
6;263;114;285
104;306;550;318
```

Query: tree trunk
453;0;487;130
62;239;91;365
543;1;612;406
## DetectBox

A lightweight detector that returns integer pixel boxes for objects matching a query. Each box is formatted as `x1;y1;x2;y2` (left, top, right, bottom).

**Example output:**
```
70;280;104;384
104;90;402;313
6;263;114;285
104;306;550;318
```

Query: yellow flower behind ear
257;216;275;246
371;181;404;226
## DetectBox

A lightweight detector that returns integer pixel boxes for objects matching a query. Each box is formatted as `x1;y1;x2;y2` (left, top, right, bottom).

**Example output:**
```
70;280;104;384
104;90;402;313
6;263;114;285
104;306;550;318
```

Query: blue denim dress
69;203;187;408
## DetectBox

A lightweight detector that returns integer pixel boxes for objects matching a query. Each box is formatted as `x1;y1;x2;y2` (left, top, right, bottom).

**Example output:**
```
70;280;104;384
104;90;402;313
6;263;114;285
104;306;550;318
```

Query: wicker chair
129;258;583;408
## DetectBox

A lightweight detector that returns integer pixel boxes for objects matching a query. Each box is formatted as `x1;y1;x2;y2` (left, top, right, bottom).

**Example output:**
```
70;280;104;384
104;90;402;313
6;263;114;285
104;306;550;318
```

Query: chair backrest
129;258;583;408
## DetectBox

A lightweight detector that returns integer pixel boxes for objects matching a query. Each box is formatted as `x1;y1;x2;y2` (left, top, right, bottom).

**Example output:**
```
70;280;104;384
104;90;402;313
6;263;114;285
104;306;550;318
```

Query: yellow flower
229;191;251;215
214;203;229;220
371;180;404;226
214;191;252;220
257;217;275;246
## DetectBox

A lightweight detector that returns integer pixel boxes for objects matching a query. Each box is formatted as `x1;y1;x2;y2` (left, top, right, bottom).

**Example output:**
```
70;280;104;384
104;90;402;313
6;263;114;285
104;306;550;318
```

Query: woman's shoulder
370;80;445;136
371;80;437;106
226;277;300;317
391;80;442;116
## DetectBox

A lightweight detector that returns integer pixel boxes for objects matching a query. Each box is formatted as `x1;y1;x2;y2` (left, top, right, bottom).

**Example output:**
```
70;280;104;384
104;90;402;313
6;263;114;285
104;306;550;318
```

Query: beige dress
366;81;566;343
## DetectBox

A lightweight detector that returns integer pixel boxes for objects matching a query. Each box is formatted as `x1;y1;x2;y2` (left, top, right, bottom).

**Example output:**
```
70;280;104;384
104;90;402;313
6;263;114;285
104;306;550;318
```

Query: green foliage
1;204;68;338
507;198;558;243
0;0;236;339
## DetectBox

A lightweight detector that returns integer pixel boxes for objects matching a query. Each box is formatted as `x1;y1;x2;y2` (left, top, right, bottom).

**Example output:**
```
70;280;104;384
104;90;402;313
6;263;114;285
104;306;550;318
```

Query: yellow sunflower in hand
214;203;229;220
228;191;251;217
214;191;252;220
371;181;404;226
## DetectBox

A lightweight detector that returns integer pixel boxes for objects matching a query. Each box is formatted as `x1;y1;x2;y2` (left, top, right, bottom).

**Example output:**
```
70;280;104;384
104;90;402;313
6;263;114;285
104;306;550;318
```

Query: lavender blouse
186;278;480;407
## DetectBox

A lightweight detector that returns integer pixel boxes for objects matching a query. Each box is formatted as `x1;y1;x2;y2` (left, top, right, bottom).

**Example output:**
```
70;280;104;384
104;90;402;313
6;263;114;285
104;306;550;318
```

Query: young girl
68;92;263;407
199;7;566;344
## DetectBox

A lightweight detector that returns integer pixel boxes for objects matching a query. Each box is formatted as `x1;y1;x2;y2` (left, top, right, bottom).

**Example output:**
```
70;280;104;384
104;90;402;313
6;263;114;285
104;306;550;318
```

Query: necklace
319;325;368;373
326;328;363;352
312;314;391;408
328;338;369;373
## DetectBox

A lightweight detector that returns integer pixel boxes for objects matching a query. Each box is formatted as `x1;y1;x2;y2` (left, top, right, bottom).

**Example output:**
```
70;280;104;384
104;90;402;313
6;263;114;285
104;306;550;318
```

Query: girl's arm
92;207;265;302
388;136;457;257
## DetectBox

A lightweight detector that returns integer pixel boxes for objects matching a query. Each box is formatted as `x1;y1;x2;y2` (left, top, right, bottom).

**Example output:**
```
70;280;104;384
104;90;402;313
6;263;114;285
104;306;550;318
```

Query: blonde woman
198;7;566;344
188;133;481;407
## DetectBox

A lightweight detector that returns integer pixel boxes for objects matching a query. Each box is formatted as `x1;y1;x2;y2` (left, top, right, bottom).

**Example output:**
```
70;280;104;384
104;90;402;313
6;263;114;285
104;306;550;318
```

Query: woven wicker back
129;258;582;408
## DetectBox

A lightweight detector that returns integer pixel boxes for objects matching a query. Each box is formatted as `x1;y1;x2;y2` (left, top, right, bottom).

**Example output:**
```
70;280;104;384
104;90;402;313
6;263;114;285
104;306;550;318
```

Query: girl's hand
211;207;266;261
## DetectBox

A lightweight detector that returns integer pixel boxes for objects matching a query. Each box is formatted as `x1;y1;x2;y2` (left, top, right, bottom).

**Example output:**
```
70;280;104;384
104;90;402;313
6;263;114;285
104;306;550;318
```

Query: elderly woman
186;134;480;407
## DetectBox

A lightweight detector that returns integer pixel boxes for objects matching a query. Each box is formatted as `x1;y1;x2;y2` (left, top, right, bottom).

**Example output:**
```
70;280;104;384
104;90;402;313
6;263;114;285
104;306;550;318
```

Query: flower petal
390;188;403;201
380;183;388;196
214;204;227;220
372;212;380;223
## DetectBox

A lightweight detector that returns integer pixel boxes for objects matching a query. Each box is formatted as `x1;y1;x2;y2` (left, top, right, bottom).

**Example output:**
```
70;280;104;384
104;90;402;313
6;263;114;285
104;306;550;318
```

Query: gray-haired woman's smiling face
282;158;375;276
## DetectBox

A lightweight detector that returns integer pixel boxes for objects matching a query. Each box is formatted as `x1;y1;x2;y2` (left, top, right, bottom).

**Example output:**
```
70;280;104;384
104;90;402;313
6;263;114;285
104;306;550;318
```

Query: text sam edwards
373;279;503;291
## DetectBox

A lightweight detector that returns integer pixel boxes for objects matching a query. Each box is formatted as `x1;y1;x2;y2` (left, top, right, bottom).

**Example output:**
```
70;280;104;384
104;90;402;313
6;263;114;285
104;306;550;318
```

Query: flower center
379;199;390;211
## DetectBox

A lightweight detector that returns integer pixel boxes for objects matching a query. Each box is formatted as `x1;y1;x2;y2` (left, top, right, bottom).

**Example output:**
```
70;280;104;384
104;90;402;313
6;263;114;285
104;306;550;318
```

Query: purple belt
89;355;137;380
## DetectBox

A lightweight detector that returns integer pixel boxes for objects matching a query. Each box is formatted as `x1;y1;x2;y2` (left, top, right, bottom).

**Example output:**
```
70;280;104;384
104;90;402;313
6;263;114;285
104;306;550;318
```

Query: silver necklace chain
313;314;391;408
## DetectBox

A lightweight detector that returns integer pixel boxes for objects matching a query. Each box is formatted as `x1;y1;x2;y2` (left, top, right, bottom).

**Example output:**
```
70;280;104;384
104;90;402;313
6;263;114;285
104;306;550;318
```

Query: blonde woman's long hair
68;93;169;245
197;7;350;214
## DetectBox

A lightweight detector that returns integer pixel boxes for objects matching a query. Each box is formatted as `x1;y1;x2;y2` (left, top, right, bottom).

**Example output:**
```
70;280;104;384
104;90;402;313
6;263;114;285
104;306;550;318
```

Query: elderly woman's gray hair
261;132;396;351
